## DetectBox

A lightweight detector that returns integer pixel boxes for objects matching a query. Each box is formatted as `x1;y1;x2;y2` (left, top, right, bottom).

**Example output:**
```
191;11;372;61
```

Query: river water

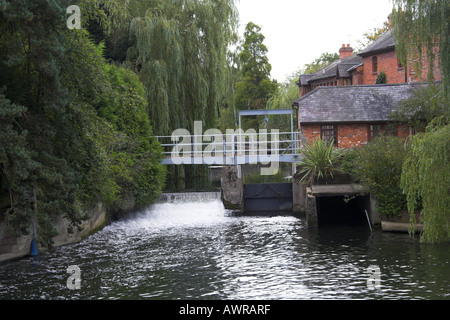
0;193;449;300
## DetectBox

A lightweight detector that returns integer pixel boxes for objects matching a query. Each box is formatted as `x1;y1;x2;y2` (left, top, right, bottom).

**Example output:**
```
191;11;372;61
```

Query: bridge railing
155;131;304;160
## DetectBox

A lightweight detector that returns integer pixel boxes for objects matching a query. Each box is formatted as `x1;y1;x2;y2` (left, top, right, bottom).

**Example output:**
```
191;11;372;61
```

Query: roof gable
358;30;396;57
298;55;363;85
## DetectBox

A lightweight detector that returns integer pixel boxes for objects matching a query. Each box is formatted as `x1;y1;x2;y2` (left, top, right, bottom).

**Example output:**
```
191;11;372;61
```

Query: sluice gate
243;183;293;215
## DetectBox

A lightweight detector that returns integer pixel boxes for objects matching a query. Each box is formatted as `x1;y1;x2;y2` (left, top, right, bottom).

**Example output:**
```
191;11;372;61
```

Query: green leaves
129;0;238;134
401;118;449;243
391;0;450;98
390;83;449;131
301;52;340;75
375;71;387;84
239;22;272;84
343;136;409;220
0;0;166;248
296;139;344;185
234;22;278;131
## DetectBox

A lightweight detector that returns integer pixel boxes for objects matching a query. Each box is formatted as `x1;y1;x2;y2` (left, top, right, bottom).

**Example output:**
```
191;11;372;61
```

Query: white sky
235;0;395;83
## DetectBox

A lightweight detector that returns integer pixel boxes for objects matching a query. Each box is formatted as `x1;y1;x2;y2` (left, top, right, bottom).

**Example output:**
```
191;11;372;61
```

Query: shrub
345;135;409;219
375;71;387;84
295;139;344;185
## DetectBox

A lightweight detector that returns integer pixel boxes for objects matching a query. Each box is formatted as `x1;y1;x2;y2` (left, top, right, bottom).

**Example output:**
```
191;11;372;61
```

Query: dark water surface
0;197;449;300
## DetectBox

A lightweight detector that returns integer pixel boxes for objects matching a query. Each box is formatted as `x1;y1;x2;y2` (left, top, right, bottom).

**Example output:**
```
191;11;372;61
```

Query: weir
154;108;380;226
159;192;221;203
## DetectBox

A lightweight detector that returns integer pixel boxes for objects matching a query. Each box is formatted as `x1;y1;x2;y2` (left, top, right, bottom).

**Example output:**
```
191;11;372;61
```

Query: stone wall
220;165;243;212
0;203;107;263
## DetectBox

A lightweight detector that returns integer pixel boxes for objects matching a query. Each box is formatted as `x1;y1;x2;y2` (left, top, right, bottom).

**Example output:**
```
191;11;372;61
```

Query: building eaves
347;62;363;73
298;55;363;85
358;30;396;57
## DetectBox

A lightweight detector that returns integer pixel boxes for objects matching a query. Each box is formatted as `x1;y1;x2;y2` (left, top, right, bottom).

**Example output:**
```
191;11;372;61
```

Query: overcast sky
235;0;395;83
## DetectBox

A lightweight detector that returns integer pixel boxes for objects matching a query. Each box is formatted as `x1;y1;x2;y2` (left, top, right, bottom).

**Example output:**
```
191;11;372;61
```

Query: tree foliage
0;0;166;248
264;71;302;133
390;2;449;243
234;22;278;130
127;0;238;135
390;83;449;131
301;52;339;75
355;20;390;53
376;71;387;84
401;118;449;244
391;0;450;98
343;136;409;220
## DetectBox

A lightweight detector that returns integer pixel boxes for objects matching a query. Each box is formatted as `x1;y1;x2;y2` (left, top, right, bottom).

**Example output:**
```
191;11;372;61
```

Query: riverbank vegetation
0;0;166;248
295;82;449;244
296;139;343;185
0;0;448;248
341;136;409;220
391;0;449;244
0;0;242;248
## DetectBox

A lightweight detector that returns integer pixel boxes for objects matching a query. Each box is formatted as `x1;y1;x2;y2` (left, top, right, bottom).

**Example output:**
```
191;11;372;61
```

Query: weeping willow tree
391;0;450;98
125;0;238;190
391;1;450;243
127;0;238;133
401;118;449;243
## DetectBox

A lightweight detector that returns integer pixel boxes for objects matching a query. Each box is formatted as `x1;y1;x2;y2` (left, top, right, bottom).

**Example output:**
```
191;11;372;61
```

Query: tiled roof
293;83;419;123
298;55;363;84
358;30;396;57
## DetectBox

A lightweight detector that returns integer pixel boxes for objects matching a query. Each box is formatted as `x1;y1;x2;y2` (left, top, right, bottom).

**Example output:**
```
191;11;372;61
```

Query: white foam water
159;192;221;203
114;193;229;231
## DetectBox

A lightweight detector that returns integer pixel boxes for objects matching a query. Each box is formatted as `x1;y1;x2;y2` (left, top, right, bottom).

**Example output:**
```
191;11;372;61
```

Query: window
369;124;383;141
321;125;337;145
369;124;397;142
372;56;378;74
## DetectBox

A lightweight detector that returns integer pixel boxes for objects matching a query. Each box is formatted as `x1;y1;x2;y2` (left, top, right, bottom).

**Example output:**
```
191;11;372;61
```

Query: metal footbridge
155;109;303;165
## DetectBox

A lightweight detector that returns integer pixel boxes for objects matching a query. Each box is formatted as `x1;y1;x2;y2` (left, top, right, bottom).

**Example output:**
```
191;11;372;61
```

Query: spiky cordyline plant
295;138;344;185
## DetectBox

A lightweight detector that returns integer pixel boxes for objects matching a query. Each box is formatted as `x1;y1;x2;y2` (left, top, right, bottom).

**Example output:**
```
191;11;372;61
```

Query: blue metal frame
238;109;295;151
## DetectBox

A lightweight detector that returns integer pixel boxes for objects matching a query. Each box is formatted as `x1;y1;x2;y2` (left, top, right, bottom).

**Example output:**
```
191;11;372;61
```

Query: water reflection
0;198;449;300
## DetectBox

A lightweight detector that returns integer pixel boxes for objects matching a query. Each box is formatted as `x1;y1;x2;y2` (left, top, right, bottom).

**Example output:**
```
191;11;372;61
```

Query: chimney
339;44;353;59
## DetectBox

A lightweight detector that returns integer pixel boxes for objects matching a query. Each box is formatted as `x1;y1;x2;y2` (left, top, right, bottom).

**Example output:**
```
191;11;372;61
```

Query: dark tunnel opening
316;195;370;227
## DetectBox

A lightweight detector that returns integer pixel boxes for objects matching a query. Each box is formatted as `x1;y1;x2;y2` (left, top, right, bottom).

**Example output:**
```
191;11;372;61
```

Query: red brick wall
362;50;406;85
337;124;369;148
301;124;368;148
362;49;442;85
407;46;442;82
300;123;412;149
351;65;364;85
300;125;321;144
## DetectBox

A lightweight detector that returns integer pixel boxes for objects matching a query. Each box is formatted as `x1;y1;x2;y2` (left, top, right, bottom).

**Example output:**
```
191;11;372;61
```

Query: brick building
292;84;415;148
297;45;362;98
352;29;441;86
293;22;441;149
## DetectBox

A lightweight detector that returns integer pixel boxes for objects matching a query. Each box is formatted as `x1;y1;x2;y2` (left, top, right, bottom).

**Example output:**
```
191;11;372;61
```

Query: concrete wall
0;203;107;263
305;188;318;227
303;184;381;228
292;180;307;216
220;165;243;212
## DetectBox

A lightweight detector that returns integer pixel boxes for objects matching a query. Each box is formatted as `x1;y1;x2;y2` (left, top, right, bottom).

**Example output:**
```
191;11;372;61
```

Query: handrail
155;131;298;139
156;132;303;158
